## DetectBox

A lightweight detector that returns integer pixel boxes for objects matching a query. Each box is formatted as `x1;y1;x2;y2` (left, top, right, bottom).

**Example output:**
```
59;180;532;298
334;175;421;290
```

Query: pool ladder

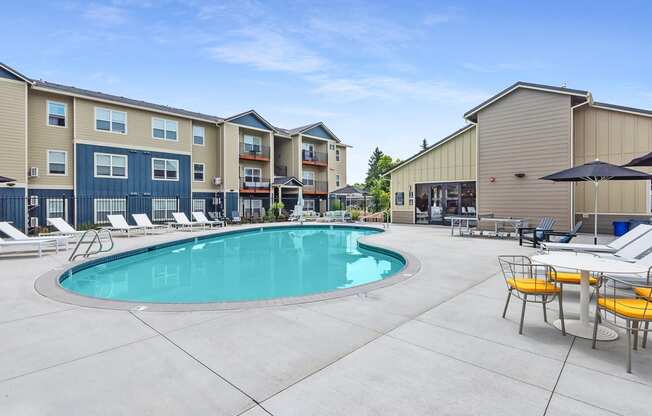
69;229;114;262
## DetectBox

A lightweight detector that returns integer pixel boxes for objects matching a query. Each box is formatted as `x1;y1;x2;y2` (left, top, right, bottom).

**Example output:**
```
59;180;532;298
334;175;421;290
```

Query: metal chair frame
498;255;565;335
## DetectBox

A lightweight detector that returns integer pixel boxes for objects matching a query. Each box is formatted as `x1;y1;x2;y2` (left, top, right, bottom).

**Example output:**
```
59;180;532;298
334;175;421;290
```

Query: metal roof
592;101;652;117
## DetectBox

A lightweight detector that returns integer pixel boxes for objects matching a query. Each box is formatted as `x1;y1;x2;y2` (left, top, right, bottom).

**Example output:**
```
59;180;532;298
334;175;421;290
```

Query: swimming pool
59;226;405;304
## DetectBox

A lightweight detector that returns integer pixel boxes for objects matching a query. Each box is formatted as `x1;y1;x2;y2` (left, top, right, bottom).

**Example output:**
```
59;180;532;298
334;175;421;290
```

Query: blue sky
2;1;651;183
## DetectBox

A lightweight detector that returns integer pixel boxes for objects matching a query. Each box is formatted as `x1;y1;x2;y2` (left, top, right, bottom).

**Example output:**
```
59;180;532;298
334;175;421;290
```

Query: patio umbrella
0;176;16;183
624;151;652;167
541;159;652;244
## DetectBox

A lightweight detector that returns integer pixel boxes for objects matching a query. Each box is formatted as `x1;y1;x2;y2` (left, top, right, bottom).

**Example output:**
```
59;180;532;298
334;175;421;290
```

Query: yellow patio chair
592;276;652;373
498;255;565;336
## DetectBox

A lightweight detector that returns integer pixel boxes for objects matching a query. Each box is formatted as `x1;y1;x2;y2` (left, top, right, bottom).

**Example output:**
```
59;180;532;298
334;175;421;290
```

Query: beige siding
391;210;413;224
0;79;27;184
477;89;572;230
221;122;240;191
274;136;293;177
328;143;347;191
573;106;652;216
390;126;476;214
238;127;273;180
75;98;192;154
191;122;220;192
27;91;74;187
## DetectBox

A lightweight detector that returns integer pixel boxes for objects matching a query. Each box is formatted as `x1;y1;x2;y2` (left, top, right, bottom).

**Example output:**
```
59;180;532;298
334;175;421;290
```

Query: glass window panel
96;165;111;176
112;111;125;123
96;154;111;166
49;151;65;164
112;155;126;167
112;121;126;133
96;108;110;121
49;102;65;116
112;166;126;177
96;119;110;131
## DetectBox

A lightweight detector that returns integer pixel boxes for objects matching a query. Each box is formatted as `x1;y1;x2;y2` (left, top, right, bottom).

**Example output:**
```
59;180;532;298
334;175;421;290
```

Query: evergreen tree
365;147;385;188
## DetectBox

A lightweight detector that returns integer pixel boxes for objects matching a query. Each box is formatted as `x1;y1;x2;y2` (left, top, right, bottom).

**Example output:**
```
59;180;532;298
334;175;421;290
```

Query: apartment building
387;82;652;233
0;63;348;231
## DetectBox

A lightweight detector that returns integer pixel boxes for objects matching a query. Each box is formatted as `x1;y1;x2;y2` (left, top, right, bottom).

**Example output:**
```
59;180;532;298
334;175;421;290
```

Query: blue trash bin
613;221;630;237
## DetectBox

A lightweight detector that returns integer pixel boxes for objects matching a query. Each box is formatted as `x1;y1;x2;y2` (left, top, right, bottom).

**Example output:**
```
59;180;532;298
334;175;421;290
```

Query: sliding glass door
414;181;476;224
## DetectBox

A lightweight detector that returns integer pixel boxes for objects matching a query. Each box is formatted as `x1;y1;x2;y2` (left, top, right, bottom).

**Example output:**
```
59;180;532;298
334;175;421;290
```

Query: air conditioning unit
29;167;39;177
29;195;39;207
212;177;222;186
29;217;39;228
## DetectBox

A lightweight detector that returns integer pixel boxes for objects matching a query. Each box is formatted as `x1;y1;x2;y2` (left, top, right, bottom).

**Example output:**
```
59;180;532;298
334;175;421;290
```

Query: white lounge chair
106;215;146;237
597;229;652;262
132;214;169;234
0;221;69;256
171;212;206;231
542;224;652;253
39;217;84;240
231;211;241;224
192;211;224;227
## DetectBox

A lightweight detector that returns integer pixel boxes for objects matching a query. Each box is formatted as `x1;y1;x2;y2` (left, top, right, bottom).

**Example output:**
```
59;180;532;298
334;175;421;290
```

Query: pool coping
34;223;421;312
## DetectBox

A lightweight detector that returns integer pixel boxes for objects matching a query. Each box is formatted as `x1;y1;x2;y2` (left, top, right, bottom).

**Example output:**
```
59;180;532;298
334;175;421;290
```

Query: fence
0;195;223;235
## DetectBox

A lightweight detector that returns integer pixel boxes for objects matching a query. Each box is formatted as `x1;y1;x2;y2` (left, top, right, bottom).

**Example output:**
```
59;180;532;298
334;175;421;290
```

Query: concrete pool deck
1;223;650;415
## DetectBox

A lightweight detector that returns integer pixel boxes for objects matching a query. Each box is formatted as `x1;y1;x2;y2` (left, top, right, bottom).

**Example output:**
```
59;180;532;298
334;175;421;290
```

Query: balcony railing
302;180;328;194
240;177;271;192
302;150;328;165
274;164;288;177
240;142;270;161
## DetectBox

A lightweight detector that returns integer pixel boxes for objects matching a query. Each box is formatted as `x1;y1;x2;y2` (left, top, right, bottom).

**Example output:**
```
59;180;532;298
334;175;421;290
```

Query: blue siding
225;192;239;218
0;187;26;233
230;113;270;131
75;144;191;225
27;189;74;227
0;67;22;81
303;125;335;141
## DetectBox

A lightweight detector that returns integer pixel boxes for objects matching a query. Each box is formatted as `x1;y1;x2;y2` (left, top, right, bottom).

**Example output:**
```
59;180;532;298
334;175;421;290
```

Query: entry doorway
415;181;476;224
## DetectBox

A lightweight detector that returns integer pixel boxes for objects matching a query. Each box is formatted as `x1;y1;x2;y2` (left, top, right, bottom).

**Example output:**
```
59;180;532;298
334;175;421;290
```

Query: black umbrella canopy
540;160;652;182
624;152;652;167
0;176;16;183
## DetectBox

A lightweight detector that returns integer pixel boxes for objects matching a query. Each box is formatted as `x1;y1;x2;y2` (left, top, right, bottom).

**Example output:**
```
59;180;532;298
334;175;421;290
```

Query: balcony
240;177;271;193
274;164;288;177
302;180;328;195
240;142;270;161
302;150;328;167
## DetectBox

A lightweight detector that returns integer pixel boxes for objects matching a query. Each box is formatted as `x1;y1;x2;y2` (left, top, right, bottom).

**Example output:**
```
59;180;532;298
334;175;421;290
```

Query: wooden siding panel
477;89;572;230
0;80;27;184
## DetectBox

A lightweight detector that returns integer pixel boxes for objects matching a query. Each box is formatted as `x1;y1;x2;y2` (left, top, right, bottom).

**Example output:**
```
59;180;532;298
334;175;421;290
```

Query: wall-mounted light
514;172;526;178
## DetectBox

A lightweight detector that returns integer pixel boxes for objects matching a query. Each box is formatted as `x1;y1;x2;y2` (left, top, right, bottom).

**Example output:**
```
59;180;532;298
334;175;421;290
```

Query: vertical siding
27;91;74;187
573;106;652;217
0;79;27;184
222;123;240;191
191;122;220;192
27;189;75;227
390;126;476;219
0;187;26;233
477;89;572;230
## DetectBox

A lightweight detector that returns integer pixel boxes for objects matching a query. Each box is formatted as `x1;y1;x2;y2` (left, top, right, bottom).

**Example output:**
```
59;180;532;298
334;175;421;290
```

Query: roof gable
303;124;337;141
464;81;589;122
0;63;32;83
226;110;276;131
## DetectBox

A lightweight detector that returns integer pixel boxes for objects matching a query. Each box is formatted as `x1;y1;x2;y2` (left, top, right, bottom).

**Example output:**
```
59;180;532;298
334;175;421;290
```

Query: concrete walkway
0;224;650;415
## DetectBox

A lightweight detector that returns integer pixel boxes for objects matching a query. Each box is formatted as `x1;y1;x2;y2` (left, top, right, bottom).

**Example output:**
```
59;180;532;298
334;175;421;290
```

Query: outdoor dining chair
593;275;652;373
498;255;565;335
518;217;556;247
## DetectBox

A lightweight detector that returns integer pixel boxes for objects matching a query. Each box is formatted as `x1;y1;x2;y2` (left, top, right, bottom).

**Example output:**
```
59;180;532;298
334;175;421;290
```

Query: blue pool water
60;226;405;303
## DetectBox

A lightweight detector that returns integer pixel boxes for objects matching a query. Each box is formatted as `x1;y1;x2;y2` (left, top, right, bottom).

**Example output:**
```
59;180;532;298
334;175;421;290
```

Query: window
94;153;127;178
192;199;206;213
329;144;335;150
304;199;315;211
395;192;405;206
47;150;67;175
47;101;66;127
193;163;205;182
46;198;66;220
243;134;261;153
152;118;178;141
152;158;179;180
193;126;205;145
95;108;126;133
302;170;315;186
244;167;262;182
242;199;263;218
152;198;178;221
335;149;340;161
335;174;340;188
94;198;126;224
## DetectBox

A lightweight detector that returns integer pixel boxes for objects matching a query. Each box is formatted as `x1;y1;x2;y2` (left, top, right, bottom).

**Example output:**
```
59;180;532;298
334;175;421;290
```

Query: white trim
576;211;652;216
384;124;476;176
31;85;217;124
74;139;192;156
152;117;179;141
26;184;74;190
193;162;205;182
300;133;331;143
243;166;262;181
647;180;651;214
591;103;652;119
94;106;128;135
46;198;67;221
412;179;476;185
0;63;33;84
0;76;28;85
464;84;590;120
94;152;128;179
151;157;180;181
46;100;67;128
46;149;68;176
192;125;205;146
0;182;27;188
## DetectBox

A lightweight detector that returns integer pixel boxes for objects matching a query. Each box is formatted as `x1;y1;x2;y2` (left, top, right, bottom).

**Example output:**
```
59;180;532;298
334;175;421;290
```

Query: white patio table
446;216;478;236
532;252;648;340
479;217;527;237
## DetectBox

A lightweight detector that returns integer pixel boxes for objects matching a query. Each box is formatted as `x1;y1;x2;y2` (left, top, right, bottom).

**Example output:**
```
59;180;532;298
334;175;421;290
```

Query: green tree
420;139;428;150
364;147;385;188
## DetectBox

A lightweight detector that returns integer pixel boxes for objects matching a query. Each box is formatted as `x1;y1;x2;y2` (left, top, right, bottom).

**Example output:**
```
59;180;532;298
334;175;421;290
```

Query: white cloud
207;29;326;73
423;8;461;26
83;4;128;25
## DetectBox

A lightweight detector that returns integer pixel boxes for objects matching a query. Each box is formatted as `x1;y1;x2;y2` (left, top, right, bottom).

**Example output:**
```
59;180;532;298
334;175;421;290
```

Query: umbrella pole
593;181;599;245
